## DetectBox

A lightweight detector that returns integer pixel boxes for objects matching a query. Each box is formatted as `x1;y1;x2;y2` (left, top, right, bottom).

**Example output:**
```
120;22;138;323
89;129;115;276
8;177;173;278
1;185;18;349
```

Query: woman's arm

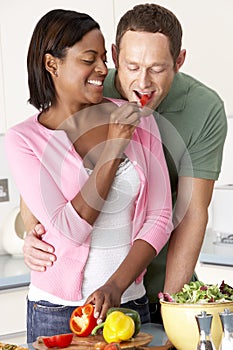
6;103;141;245
85;239;156;321
85;117;173;322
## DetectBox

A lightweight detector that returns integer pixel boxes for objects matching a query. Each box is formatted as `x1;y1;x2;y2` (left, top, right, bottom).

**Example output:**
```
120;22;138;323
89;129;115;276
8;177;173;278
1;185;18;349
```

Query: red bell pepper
70;303;97;337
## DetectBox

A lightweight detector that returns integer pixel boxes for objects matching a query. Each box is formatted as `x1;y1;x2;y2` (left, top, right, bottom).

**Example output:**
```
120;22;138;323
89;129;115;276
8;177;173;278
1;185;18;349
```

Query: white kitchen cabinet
195;261;233;286
0;286;28;344
0;0;115;130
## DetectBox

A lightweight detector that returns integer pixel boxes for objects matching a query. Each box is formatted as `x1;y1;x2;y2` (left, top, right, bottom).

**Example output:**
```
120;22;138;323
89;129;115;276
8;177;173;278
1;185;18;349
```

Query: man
21;3;227;322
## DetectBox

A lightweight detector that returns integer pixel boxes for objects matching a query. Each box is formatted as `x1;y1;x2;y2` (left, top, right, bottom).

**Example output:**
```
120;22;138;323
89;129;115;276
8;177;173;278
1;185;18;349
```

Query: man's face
113;31;177;109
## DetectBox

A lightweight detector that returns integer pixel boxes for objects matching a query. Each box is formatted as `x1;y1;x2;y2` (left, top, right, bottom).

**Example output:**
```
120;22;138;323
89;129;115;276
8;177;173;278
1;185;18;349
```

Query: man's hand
23;224;56;271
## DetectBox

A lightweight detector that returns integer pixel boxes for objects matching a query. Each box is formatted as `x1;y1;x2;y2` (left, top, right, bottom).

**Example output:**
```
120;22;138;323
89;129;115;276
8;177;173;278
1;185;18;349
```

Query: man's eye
151;67;165;74
128;66;139;71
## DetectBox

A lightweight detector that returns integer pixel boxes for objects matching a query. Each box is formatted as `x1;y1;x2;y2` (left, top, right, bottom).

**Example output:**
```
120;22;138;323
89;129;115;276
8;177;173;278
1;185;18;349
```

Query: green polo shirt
103;69;227;302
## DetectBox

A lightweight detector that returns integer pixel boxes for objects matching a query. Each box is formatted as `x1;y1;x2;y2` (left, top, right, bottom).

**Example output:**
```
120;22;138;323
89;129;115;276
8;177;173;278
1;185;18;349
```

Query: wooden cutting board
33;332;153;349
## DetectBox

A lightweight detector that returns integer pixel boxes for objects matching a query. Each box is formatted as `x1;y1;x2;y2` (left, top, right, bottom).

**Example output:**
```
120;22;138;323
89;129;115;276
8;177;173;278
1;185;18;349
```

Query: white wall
0;0;115;129
1;0;233;121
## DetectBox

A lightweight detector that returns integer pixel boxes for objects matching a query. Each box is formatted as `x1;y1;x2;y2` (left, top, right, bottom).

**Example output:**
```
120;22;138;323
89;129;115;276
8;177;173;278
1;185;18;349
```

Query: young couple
5;3;227;342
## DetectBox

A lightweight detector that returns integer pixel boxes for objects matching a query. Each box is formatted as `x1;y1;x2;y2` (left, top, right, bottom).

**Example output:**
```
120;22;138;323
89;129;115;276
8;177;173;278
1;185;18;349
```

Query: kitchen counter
22;324;170;349
0;254;30;290
141;323;169;346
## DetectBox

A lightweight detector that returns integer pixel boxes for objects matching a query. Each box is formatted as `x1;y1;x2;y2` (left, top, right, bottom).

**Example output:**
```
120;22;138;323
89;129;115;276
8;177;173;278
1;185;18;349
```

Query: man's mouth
133;91;154;106
87;80;103;87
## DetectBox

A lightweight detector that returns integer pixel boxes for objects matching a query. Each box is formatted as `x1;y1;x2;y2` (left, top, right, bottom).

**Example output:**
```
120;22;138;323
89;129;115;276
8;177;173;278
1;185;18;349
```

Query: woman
5;9;173;342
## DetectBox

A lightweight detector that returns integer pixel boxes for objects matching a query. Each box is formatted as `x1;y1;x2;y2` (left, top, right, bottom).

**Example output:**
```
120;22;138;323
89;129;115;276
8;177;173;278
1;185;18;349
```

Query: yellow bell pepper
103;311;135;343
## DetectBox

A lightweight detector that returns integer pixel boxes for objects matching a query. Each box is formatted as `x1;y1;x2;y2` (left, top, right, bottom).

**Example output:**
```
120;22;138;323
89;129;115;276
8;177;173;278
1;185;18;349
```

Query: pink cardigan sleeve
5;125;92;245
128;115;173;255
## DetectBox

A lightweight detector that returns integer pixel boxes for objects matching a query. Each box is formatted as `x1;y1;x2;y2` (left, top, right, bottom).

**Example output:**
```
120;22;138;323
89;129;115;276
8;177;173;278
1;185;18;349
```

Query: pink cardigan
5;98;173;301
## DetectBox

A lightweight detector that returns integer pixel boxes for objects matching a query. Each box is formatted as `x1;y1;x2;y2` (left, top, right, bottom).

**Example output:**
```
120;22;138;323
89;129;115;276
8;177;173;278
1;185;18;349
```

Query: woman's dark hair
27;9;100;111
115;3;182;65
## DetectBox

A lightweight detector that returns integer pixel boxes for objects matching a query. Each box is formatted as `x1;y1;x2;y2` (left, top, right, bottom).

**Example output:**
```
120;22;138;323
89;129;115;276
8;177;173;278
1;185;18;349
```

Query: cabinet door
0;286;28;337
195;261;233;286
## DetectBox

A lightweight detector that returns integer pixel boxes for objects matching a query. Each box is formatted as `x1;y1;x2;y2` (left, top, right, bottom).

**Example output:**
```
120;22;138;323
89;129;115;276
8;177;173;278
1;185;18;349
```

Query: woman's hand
106;102;141;154
85;281;122;324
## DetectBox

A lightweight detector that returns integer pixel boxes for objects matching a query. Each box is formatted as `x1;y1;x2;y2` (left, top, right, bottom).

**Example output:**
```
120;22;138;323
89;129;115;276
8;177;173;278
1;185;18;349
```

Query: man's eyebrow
126;60;167;67
82;49;107;55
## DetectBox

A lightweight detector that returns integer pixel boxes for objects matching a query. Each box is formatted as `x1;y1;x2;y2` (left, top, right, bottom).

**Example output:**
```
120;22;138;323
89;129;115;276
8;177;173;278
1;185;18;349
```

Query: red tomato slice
140;94;150;107
104;343;121;350
43;333;73;348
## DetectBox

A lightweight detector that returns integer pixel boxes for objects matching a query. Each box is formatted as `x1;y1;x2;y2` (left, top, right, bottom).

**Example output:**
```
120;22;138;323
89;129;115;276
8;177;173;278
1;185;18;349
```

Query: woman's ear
44;53;58;77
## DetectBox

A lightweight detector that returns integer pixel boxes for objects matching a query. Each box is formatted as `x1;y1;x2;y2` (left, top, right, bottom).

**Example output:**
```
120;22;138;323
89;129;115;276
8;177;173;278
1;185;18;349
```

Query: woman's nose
95;60;108;75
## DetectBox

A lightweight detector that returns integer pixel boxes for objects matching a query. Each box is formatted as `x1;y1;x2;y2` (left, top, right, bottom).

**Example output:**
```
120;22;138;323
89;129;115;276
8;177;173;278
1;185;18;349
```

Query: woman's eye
83;59;95;64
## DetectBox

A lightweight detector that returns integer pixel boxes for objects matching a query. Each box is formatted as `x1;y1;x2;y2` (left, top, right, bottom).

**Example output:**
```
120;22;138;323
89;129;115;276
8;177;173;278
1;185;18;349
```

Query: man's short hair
115;3;182;64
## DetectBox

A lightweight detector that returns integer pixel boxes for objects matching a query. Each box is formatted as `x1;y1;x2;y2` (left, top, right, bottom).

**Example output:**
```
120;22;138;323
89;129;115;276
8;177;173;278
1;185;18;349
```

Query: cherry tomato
140;94;150;107
42;333;73;348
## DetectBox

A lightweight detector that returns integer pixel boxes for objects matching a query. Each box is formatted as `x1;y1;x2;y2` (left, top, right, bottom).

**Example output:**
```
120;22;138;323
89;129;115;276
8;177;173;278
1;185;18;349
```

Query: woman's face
55;29;108;110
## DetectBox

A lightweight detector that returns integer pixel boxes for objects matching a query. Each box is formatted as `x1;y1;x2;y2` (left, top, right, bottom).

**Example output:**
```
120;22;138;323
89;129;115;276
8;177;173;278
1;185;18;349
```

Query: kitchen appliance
199;185;233;267
212;184;233;258
212;184;233;235
2;207;25;256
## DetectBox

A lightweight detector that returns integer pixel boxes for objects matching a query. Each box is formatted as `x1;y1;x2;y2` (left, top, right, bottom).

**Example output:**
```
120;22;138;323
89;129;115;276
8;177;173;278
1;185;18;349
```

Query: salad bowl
159;281;233;350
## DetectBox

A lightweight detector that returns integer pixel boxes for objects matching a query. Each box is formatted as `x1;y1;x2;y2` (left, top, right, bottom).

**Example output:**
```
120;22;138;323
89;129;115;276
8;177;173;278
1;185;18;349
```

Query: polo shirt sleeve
179;89;227;180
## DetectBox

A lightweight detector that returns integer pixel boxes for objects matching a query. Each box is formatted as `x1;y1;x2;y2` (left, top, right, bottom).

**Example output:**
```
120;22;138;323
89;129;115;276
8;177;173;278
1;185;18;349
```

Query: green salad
159;280;233;303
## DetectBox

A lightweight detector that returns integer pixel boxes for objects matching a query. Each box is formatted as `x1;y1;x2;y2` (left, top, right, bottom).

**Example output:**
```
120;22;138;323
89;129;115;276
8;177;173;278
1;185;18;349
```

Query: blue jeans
120;294;151;324
27;294;150;342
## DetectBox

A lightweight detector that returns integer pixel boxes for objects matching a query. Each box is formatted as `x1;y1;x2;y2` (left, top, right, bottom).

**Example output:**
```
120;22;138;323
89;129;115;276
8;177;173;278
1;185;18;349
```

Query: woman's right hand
107;102;141;153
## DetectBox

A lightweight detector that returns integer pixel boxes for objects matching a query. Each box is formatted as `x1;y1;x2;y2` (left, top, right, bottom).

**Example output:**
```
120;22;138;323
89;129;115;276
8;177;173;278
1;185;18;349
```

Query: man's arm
20;197;56;271
163;177;214;294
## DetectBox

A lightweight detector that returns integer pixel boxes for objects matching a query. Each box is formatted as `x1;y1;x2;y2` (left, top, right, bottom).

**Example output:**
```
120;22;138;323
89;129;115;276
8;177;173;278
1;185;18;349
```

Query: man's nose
137;70;151;89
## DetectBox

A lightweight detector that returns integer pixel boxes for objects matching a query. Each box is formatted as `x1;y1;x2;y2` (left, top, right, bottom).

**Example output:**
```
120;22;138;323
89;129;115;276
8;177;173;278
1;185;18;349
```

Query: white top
28;158;145;305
